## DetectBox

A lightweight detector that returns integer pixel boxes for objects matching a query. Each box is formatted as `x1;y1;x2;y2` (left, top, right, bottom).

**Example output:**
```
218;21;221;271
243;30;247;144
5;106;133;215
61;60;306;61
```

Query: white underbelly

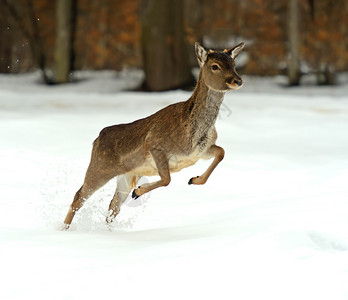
130;150;203;176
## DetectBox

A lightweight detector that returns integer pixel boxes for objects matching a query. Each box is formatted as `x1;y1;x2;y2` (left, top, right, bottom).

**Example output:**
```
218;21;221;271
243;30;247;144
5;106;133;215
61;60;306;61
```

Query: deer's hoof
132;189;140;199
188;176;199;185
61;223;70;231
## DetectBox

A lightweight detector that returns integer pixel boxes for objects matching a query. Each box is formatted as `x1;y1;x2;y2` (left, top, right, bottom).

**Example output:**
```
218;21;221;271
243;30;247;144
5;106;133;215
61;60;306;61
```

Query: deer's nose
234;79;243;86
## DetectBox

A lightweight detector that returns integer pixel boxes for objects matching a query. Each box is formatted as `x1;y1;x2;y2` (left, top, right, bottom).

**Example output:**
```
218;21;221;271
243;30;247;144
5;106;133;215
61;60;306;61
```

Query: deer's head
195;42;245;92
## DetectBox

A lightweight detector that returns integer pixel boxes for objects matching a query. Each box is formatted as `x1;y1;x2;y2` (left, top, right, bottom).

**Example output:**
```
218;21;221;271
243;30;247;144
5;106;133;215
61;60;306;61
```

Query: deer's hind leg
106;174;140;223
63;167;116;230
188;144;225;185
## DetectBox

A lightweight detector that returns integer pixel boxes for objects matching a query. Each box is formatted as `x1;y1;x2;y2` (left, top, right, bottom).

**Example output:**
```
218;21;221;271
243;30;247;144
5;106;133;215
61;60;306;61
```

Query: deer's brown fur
63;42;244;229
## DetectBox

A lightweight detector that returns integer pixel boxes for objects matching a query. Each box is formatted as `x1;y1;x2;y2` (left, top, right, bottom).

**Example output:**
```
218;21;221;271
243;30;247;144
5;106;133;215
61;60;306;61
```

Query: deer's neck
188;71;225;127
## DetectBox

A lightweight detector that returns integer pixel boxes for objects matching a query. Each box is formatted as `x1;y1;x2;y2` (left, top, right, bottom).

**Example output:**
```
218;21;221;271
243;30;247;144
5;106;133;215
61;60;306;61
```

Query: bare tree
0;19;12;73
287;0;301;86
55;0;74;83
141;0;194;91
1;0;51;83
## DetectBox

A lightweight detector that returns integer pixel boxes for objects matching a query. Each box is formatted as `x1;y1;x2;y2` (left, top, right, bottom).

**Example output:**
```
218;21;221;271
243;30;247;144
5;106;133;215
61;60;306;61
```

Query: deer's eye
211;64;220;71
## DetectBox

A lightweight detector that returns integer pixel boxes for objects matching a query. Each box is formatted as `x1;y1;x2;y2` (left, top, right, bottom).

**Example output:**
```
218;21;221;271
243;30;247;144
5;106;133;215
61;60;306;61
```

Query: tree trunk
55;0;73;83
0;26;12;73
141;0;194;91
288;0;301;86
317;63;336;85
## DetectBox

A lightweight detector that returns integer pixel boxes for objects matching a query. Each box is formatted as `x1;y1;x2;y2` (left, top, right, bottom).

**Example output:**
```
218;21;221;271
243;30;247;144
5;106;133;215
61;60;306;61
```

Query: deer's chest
191;122;217;153
189;104;220;151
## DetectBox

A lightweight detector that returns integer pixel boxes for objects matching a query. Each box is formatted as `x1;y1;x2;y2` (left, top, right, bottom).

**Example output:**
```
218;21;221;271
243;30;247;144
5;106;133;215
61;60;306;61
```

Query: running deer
63;42;245;229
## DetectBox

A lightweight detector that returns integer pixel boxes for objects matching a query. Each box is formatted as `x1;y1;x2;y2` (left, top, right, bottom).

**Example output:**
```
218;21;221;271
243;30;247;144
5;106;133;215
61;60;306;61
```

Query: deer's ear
228;42;245;59
195;42;208;67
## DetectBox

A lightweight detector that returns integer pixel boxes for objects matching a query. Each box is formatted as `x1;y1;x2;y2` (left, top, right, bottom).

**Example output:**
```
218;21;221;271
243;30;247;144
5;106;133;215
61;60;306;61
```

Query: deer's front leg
188;145;225;185
132;148;171;199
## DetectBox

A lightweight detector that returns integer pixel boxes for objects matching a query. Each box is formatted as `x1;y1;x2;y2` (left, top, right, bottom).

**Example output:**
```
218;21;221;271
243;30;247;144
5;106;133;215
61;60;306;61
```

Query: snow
1;70;348;300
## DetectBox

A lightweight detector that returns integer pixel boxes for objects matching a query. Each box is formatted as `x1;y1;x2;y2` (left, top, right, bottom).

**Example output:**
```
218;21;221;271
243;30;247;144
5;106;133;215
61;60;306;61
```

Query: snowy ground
1;71;348;300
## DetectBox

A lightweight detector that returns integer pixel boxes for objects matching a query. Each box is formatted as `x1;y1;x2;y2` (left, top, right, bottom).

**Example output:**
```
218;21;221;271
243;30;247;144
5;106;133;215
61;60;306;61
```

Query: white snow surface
1;70;348;300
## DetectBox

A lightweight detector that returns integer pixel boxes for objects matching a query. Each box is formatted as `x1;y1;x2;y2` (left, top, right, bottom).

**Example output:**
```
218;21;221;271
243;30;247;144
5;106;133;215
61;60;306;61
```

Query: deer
63;41;245;229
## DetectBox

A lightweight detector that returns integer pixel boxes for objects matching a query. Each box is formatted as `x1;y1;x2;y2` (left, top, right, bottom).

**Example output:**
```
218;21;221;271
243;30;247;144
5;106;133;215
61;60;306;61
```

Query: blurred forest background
1;0;348;90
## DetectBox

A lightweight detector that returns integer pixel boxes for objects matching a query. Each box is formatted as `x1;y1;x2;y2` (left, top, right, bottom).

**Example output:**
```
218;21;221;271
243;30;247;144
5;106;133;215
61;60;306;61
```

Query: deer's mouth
226;81;243;90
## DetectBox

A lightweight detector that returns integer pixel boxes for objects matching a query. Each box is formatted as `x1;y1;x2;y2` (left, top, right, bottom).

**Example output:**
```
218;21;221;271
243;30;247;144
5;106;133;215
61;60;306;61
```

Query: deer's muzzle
226;79;243;90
